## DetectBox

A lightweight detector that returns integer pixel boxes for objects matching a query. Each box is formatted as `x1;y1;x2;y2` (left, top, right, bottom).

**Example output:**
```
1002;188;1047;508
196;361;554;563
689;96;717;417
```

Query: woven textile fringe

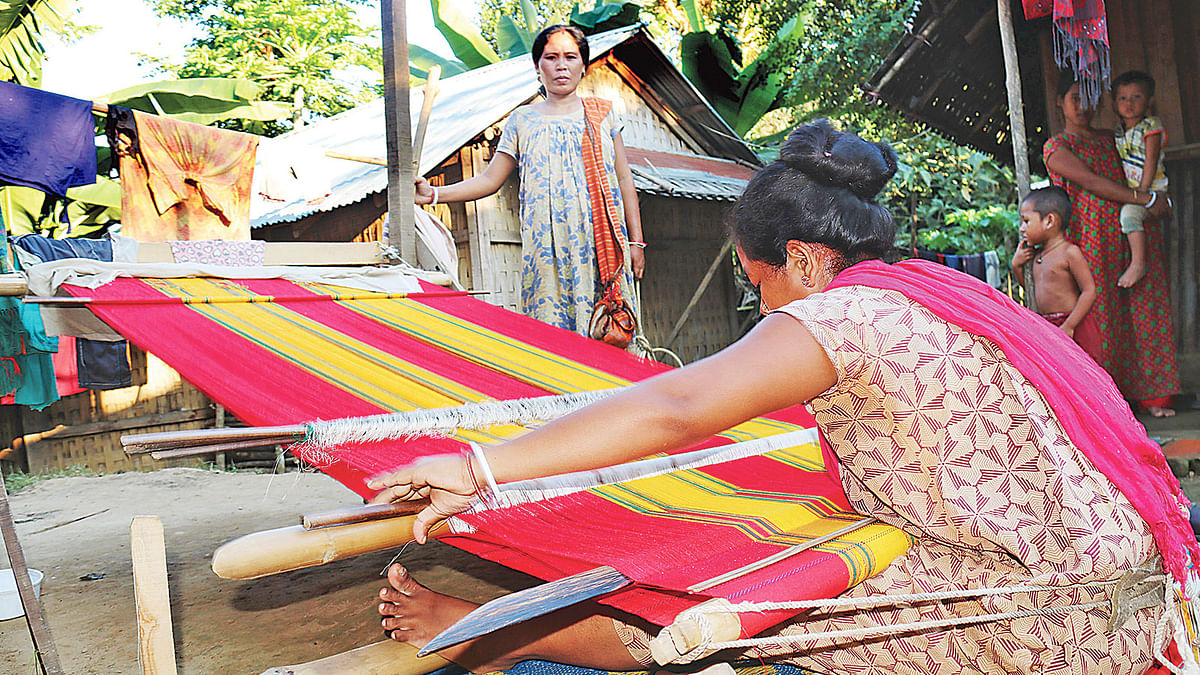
300;388;628;447
1052;14;1110;109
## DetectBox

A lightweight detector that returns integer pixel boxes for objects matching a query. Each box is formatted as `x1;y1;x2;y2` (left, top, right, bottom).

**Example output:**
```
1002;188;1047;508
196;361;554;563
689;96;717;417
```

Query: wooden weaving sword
417;565;632;656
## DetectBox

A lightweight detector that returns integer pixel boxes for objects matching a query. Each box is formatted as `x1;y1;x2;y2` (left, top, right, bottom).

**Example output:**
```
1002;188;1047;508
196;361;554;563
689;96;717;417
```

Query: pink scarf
828;258;1195;584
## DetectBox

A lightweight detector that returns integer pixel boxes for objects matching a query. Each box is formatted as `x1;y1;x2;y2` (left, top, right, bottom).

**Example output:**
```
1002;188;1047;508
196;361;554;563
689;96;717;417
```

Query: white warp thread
300;388;628;447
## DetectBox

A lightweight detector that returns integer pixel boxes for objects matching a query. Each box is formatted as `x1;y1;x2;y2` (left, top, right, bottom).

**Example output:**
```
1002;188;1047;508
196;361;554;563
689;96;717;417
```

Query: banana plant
96;78;292;126
678;0;811;136
413;0;640;81
0;0;72;87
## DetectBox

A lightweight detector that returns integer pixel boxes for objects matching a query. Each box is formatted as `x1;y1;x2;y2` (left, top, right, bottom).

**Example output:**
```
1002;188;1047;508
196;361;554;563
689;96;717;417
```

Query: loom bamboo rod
686;516;879;593
324;150;387;166
148;439;284;461
23;290;486;306
260;640;449;675
124;426;302;455
211;517;447;579
301;501;428;529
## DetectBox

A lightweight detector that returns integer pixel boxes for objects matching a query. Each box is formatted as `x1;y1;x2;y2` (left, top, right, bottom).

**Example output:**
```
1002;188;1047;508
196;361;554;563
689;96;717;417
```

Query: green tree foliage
150;0;381;135
478;0;575;54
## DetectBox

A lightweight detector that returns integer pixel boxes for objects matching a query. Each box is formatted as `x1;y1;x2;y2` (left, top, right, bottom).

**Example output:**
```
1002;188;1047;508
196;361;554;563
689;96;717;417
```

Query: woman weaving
370;120;1198;673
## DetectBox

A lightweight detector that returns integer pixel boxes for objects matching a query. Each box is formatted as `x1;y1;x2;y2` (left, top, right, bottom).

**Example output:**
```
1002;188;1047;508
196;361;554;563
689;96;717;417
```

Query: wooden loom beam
211;516;447;580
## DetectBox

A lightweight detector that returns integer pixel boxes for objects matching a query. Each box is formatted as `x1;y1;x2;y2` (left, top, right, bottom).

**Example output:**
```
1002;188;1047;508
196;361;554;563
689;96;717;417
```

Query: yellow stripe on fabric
142;278;529;445
323;286;814;451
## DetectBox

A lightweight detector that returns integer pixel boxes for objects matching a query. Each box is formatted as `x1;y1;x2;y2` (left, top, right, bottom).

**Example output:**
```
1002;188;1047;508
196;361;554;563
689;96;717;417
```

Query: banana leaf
569;1;640;34
431;0;500;70
0;0;71;88
95;78;291;125
496;15;532;58
410;44;468;80
679;31;740;122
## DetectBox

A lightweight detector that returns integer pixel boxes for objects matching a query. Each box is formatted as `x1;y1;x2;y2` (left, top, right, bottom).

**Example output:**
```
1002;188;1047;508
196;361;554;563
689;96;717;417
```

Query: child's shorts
1119;203;1147;234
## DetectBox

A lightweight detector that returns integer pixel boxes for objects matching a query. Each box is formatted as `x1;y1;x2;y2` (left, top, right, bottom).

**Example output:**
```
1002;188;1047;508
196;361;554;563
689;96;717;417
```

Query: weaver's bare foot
378;564;520;671
1146;406;1176;418
1118;262;1145;288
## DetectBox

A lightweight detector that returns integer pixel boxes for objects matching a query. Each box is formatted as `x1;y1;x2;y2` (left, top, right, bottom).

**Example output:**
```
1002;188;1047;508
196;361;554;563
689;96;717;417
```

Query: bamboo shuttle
301;501;429;530
260;640;450;675
211;516;446;579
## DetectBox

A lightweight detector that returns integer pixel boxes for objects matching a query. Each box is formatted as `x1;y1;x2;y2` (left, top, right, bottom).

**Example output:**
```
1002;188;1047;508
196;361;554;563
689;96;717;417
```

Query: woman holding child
371;120;1197;674
1043;72;1179;417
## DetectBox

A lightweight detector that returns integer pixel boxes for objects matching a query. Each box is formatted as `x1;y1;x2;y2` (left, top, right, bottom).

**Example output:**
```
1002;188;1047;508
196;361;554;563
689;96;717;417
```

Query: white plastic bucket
0;568;43;620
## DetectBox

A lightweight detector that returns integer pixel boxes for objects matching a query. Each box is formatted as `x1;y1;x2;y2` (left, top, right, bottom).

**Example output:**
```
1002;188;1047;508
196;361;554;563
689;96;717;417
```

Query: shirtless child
1011;186;1103;364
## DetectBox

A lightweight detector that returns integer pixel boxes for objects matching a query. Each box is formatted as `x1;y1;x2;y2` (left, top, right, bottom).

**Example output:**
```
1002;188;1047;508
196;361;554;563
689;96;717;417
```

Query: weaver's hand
367;454;476;543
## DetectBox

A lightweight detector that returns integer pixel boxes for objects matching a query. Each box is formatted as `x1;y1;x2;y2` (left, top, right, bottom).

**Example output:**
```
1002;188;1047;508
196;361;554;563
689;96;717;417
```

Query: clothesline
89;100;384;167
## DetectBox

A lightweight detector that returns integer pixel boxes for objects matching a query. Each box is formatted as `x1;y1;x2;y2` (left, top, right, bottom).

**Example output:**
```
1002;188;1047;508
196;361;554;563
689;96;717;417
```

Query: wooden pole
664;234;734;348
0;480;62;675
997;0;1036;309
997;0;1030;195
131;516;177;675
382;0;417;262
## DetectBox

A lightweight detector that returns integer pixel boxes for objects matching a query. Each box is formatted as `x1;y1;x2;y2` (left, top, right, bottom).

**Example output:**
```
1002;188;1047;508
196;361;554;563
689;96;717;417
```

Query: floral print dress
1044;132;1180;402
495;104;637;335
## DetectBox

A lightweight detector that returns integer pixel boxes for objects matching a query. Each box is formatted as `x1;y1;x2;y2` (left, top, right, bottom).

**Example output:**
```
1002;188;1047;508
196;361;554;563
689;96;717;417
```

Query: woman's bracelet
429;185;439;206
469;442;501;505
1146;191;1158;209
1132;189;1139;203
628;241;647;249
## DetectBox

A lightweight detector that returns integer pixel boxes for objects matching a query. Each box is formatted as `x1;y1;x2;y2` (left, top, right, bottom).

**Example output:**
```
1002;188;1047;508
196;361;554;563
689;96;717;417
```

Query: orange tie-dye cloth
116;111;257;241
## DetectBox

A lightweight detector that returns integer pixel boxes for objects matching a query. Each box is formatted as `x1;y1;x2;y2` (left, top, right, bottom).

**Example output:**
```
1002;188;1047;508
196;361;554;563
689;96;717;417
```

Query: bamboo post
131;516;177;675
382;0;417;262
260;640;450;675
665;235;734;347
996;0;1036;309
211;517;447;580
0;480;62;675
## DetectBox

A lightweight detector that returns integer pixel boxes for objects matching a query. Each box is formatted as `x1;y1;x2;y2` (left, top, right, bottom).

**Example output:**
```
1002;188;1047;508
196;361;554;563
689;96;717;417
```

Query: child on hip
1112;70;1169;288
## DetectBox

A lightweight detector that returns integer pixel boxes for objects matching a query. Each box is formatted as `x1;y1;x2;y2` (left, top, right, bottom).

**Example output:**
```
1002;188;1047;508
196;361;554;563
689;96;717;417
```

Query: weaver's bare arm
368;312;838;541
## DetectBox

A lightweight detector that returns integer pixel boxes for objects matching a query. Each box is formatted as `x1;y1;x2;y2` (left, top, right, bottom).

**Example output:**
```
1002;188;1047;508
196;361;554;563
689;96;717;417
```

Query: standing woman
1043;73;1179;417
414;25;646;337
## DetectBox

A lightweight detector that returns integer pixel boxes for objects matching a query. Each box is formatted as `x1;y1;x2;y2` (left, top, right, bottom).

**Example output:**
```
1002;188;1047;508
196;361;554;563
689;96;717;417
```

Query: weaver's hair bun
780;118;897;200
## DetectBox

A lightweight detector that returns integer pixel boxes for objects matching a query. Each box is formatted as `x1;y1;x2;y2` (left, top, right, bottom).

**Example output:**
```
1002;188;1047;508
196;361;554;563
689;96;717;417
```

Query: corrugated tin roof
252;24;757;228
630;163;748;201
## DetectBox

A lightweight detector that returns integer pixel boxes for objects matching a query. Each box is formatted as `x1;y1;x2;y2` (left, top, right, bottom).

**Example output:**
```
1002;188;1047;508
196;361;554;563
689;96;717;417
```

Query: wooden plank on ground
0;480;62;675
260;640;449;675
131;516;177;675
137;242;385;265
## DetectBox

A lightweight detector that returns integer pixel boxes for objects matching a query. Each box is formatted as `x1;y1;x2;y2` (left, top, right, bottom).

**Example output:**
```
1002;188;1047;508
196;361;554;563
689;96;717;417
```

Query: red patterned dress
1043;132;1180;402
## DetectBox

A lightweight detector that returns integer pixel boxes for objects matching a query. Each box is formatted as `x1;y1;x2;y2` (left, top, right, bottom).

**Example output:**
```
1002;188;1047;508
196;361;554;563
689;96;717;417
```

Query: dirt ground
0;468;537;675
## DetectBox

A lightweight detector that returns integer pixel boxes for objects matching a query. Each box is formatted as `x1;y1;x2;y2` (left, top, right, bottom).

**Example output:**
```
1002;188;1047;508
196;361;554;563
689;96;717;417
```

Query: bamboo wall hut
251;25;762;364
866;0;1200;390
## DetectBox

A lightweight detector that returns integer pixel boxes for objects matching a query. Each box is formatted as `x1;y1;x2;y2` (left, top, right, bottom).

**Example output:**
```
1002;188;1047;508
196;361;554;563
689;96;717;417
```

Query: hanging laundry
107;106;258;242
0;81;97;196
13;234;132;391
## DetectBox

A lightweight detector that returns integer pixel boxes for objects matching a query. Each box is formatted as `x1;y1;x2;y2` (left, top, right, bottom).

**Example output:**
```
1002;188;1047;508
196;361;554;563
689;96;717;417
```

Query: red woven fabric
581;97;626;285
